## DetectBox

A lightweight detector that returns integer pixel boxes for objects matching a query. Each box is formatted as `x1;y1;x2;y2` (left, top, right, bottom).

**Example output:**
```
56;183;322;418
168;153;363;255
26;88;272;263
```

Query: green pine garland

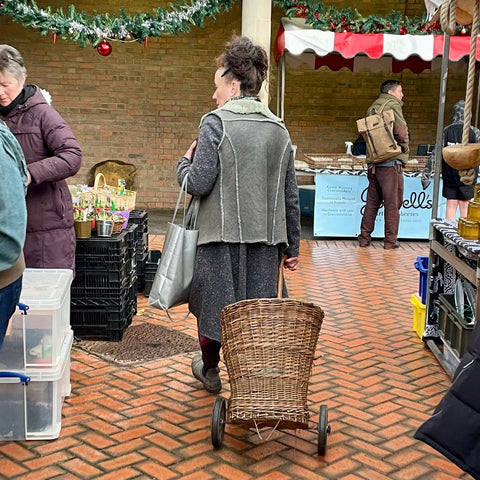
0;0;239;47
272;0;461;35
0;0;470;48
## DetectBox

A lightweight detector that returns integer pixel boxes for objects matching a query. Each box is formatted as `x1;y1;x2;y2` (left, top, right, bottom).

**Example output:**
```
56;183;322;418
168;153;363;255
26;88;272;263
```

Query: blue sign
313;173;446;239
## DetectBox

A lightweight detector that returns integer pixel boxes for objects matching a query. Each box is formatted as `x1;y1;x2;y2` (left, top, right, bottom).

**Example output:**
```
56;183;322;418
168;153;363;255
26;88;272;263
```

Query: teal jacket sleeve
0;124;28;272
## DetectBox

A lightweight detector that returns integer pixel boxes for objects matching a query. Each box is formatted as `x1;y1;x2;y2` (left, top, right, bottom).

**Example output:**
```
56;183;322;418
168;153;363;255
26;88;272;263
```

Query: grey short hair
0;45;27;80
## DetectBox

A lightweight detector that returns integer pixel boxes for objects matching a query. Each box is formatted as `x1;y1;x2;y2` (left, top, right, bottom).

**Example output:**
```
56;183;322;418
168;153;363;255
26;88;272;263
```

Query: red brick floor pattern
0;237;474;480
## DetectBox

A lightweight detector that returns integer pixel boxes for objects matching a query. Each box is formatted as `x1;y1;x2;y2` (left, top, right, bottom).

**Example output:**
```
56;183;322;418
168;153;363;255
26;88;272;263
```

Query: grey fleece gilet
195;99;293;247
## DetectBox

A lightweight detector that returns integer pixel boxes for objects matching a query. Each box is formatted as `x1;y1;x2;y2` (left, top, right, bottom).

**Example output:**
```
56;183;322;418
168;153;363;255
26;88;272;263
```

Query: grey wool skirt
188;242;287;343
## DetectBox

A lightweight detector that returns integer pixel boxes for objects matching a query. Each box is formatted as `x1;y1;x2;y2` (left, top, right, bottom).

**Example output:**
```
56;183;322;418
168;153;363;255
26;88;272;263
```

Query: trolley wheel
211;396;227;448
317;404;330;455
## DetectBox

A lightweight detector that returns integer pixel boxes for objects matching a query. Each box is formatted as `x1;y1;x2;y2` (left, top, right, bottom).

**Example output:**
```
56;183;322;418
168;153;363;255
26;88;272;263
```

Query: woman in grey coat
177;36;300;394
0;45;82;271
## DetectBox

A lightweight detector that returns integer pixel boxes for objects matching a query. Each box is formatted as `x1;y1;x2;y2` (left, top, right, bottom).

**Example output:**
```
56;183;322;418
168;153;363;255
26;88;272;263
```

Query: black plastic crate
71;287;131;309
76;229;129;257
145;275;154;297
124;223;138;256
71;298;132;341
144;250;161;297
75;251;130;271
438;294;475;359
127;210;148;237
136;250;148;277
128;274;138;305
136;238;148;257
71;275;131;299
128;209;148;224
72;263;129;289
137;277;145;295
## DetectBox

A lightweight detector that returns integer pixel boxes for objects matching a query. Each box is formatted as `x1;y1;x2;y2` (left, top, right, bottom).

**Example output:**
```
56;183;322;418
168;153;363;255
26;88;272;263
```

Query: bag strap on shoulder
371;100;391;116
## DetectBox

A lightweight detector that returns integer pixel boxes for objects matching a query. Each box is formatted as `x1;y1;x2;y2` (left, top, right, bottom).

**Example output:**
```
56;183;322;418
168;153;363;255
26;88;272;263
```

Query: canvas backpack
356;101;402;163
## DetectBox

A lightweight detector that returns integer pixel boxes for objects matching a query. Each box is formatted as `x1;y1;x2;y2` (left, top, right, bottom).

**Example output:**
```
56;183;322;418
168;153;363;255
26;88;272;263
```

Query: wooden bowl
442;143;480;170
456;0;474;25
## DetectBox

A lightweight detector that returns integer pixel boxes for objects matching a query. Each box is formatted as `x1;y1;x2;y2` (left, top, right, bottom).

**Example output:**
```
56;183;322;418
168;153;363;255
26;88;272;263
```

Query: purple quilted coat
3;86;82;270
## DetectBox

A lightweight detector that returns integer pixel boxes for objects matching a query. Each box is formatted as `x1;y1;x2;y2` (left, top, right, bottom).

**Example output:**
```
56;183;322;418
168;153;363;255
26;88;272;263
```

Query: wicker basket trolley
211;257;330;454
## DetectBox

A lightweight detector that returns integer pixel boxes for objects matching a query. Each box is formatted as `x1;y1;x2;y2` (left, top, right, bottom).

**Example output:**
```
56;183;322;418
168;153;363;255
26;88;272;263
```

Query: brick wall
0;1;473;208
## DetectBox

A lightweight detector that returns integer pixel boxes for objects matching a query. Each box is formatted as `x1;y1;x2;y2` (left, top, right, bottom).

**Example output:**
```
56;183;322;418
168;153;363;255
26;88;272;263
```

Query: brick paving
0;235;474;480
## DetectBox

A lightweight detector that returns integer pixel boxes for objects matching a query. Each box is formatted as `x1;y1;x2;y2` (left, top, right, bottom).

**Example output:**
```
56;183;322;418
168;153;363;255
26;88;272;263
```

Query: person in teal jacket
0;122;28;345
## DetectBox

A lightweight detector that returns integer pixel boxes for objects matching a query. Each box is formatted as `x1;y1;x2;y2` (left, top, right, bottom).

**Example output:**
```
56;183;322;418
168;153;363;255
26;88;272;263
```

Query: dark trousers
358;163;404;246
0;276;22;347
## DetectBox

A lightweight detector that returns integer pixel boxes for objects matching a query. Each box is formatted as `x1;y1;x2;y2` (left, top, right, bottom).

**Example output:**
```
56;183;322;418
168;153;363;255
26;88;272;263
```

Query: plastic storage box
0;331;72;440
410;293;426;339
438;294;474;359
413;256;428;304
0;269;73;370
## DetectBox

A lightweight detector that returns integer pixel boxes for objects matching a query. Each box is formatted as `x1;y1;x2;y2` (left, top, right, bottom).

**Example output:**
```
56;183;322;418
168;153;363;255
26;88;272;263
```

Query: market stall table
296;154;446;239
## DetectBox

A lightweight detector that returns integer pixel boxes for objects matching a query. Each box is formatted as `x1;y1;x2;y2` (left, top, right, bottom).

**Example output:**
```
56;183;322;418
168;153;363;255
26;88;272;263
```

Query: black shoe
384;241;400;250
191;355;221;394
358;242;370;248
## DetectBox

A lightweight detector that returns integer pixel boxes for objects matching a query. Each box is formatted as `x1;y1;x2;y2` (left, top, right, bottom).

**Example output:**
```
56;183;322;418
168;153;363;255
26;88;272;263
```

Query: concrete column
242;0;272;104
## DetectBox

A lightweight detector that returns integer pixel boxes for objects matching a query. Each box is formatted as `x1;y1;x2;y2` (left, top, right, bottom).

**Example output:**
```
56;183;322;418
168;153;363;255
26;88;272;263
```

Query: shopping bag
148;175;199;319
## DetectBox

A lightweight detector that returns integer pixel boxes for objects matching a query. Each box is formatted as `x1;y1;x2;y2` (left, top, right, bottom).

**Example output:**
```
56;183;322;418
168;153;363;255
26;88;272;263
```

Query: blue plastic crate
414;256;428;304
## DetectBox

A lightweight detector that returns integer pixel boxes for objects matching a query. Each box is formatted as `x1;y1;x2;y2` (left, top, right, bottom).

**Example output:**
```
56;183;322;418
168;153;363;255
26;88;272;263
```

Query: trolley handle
18;303;29;314
0;372;31;384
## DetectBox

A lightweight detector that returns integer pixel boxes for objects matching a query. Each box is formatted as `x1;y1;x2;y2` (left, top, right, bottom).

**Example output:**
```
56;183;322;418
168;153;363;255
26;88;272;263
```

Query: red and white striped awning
274;18;480;73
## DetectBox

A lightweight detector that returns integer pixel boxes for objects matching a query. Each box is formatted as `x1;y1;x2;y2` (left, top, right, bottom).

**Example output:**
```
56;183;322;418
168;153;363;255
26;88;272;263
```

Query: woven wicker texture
303;154;428;172
221;297;324;430
79;173;136;211
112;220;124;234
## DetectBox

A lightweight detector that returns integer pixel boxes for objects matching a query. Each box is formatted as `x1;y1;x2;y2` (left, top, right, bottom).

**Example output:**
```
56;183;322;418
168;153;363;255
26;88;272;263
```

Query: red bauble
96;40;112;57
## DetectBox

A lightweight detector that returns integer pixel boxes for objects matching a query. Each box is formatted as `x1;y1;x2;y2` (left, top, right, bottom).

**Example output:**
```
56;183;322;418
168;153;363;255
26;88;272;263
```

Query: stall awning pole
431;33;451;219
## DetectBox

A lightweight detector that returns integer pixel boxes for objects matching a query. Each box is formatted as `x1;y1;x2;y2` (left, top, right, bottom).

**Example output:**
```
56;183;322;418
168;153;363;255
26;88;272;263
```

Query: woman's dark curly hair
215;35;268;96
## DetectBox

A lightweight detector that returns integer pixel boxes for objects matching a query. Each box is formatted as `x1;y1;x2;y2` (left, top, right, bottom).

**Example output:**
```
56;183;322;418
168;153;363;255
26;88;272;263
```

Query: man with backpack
357;79;409;250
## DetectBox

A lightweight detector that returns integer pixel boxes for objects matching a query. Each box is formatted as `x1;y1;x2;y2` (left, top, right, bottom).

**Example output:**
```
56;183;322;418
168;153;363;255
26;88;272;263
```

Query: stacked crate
71;227;137;341
127;210;149;293
0;269;73;440
144;250;162;297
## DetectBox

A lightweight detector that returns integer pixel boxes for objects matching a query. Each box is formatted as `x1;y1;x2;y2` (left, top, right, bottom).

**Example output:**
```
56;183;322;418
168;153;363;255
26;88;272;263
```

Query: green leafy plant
73;206;95;222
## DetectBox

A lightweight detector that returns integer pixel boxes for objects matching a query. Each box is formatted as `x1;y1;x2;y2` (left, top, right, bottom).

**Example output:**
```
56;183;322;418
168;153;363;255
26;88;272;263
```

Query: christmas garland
272;0;460;35
0;0;471;50
0;0;239;47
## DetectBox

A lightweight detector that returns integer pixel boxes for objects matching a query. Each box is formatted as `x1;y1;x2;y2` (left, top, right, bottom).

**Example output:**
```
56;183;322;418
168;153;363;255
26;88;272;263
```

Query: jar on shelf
458;217;479;240
474;182;480;201
468;199;480;222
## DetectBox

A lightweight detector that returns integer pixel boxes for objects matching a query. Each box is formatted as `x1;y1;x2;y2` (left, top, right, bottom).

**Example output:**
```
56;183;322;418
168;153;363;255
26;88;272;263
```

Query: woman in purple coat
0;45;82;270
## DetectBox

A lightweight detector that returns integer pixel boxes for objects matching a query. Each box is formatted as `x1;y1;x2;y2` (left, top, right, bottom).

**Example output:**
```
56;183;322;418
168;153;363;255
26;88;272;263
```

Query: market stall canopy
274;17;480;74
